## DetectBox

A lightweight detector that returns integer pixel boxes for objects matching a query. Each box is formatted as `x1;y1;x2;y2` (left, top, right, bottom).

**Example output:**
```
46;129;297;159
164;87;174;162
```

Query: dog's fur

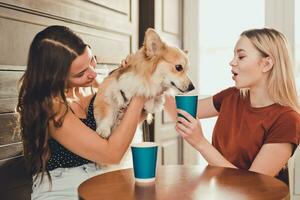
94;28;194;138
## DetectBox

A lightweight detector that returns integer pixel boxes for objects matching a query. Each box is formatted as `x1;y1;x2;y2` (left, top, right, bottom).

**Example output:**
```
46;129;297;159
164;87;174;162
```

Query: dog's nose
187;83;195;91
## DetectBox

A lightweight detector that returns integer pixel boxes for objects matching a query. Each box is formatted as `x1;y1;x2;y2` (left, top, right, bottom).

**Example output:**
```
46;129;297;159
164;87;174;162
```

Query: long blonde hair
240;28;300;113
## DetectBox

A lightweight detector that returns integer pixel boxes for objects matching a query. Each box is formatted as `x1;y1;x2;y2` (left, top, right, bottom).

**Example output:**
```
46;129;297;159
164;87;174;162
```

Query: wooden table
78;165;289;200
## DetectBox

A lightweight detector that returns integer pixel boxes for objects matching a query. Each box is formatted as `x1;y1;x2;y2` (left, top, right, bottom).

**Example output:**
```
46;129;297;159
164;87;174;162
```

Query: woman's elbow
106;156;122;164
95;153;123;165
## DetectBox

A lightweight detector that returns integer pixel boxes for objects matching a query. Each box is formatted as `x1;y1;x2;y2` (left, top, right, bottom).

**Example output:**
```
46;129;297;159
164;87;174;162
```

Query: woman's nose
229;58;236;67
87;67;97;79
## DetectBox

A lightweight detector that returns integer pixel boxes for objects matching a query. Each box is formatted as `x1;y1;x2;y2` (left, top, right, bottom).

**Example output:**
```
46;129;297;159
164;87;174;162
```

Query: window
199;0;265;95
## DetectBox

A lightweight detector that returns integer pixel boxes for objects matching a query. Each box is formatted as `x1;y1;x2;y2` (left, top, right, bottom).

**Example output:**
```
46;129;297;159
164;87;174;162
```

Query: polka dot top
47;95;97;171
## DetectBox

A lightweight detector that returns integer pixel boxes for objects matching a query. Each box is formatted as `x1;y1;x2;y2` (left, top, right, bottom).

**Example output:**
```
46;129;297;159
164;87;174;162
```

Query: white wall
265;0;295;54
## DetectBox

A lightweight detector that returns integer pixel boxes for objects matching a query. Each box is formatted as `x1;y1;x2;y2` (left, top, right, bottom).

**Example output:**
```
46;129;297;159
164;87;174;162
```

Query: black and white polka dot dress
47;95;97;171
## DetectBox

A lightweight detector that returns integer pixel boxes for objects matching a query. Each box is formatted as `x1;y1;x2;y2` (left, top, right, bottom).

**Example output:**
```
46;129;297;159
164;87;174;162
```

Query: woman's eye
75;73;84;78
175;64;183;71
238;56;245;60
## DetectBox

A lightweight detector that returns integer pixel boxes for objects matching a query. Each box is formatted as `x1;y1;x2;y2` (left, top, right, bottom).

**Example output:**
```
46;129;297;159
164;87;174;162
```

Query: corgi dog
94;28;194;138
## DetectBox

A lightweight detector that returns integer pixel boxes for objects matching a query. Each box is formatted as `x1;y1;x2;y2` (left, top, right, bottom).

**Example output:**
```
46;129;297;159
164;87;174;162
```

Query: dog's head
142;28;194;94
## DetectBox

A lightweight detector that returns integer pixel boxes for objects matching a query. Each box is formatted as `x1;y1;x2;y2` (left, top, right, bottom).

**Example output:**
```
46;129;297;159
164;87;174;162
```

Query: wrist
128;100;144;114
131;97;145;110
194;138;209;152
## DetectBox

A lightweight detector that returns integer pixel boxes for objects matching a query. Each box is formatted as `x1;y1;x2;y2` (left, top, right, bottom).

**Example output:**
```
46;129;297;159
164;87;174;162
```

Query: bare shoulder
52;97;68;121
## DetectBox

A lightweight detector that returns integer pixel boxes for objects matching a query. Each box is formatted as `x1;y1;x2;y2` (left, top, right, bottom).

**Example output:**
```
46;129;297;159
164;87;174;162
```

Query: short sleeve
212;87;237;112
265;110;300;149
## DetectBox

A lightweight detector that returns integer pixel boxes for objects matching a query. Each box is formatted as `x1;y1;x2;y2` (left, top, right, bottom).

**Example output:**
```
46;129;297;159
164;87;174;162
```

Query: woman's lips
85;79;95;85
231;70;238;80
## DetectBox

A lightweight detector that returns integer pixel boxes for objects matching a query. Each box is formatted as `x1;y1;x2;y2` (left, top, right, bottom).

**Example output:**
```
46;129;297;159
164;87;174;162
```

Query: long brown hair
17;25;87;183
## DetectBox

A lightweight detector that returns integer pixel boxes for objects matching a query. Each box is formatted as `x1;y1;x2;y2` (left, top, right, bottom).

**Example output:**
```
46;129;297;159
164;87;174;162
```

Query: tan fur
94;100;108;122
94;28;195;138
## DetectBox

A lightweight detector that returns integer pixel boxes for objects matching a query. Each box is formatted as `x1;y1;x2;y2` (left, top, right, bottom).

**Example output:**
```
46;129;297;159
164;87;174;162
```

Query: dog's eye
175;64;183;72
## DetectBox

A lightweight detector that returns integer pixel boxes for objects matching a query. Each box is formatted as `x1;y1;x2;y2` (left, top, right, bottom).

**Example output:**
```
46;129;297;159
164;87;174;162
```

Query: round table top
78;165;289;200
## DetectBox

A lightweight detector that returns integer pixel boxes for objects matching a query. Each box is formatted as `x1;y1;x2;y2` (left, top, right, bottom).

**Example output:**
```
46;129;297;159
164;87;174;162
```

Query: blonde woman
165;28;300;184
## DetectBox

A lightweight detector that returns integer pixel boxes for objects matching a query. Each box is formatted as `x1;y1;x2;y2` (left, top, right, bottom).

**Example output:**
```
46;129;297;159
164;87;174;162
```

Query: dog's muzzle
171;81;184;93
171;81;195;93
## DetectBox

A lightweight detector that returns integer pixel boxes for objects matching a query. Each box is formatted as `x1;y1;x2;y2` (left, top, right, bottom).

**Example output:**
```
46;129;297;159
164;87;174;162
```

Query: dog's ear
143;28;164;58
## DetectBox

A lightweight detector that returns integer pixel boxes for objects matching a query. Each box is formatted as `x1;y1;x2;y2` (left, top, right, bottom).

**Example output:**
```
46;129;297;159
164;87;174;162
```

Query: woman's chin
234;82;243;89
81;81;94;87
234;83;249;90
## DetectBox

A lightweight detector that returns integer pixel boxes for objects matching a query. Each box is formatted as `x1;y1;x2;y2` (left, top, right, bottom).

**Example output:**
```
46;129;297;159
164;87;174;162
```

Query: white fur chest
118;72;162;98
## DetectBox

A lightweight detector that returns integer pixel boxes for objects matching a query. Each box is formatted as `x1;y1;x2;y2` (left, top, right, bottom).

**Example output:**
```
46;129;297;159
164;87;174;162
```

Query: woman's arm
176;108;293;176
49;96;145;165
196;96;219;118
249;111;297;176
164;95;218;121
176;108;237;168
195;140;292;176
249;143;292;176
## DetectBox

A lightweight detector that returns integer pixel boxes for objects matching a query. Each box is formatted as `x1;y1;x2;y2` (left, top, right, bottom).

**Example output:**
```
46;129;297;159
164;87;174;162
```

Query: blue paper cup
175;95;198;119
131;142;158;183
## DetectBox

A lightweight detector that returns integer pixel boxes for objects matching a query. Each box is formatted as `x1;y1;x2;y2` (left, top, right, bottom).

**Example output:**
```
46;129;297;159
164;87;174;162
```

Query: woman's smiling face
68;46;97;88
229;36;268;89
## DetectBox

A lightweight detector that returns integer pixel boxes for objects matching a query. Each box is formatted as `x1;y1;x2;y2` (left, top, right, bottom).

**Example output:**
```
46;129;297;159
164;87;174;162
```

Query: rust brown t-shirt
212;87;300;170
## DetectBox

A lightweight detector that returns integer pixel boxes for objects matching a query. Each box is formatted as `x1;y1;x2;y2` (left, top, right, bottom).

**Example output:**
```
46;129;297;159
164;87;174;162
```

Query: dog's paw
146;113;153;124
96;127;111;139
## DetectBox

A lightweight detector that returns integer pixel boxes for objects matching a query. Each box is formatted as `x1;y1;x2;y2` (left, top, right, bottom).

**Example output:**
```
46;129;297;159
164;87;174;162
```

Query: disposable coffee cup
175;95;198;119
131;142;158;183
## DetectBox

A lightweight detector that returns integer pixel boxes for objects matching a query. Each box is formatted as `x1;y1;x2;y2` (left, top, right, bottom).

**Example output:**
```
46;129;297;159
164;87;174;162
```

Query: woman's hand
164;95;177;121
175;109;206;148
119;55;131;68
129;95;146;114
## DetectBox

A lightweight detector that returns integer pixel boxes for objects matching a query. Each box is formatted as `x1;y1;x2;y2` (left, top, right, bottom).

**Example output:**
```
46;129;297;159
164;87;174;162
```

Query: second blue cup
131;142;158;183
175;95;198;119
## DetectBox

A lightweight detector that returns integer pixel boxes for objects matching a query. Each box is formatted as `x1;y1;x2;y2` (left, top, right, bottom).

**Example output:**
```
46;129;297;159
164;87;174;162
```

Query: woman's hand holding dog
130;95;147;116
175;109;208;149
119;55;130;68
164;95;177;121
